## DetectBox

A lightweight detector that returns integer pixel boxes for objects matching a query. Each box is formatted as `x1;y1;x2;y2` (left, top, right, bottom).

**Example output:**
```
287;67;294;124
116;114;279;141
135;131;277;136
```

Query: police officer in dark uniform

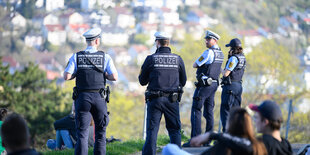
220;38;246;132
139;31;187;155
64;28;118;155
183;30;224;147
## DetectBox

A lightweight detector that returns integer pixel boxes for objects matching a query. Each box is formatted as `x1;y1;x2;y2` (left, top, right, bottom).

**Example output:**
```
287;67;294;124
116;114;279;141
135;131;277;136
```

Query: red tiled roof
304;18;310;22
115;7;130;15
45;24;64;32
285;16;298;23
161;7;171;13
186;22;200;26
46;70;61;80
69;24;90;32
237;30;260;36
2;56;19;67
131;45;148;53
192;9;205;17
140;22;158;30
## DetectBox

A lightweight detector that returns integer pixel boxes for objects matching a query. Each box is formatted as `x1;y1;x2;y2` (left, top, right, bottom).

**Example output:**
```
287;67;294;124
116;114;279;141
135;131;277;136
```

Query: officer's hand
190;132;210;147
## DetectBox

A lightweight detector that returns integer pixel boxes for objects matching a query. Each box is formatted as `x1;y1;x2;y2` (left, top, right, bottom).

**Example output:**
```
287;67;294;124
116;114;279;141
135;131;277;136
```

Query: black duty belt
231;80;242;83
148;91;172;97
78;89;100;92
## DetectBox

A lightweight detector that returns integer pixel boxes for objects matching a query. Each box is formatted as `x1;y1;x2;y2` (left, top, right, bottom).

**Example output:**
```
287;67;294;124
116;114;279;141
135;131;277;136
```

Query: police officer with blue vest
139;32;187;155
183;30;224;147
64;28;118;155
220;38;246;132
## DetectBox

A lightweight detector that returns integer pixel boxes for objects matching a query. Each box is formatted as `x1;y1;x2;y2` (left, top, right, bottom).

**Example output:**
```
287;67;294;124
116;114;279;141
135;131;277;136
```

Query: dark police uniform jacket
196;48;224;81
138;47;187;92
76;51;105;90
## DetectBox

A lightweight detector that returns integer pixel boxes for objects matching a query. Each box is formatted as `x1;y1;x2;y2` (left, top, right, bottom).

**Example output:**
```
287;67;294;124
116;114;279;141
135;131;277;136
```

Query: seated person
47;113;94;150
163;107;267;155
1;113;40;155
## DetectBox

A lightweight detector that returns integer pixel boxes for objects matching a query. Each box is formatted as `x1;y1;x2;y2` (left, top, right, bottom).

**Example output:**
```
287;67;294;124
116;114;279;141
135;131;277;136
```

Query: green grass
41;134;187;155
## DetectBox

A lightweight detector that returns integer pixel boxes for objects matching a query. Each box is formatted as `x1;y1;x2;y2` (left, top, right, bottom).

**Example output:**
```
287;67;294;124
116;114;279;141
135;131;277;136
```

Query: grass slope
42;135;184;155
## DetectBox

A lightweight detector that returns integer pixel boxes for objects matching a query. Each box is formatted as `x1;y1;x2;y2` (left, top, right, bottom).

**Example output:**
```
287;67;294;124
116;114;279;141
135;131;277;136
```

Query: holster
99;86;110;103
169;93;178;103
145;91;179;102
221;76;231;86
145;91;160;101
196;73;213;87
72;87;78;100
177;87;184;102
228;90;236;108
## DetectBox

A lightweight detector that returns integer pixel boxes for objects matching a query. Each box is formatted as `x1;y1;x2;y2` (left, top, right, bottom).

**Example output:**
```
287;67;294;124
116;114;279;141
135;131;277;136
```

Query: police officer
183;30;224;147
64;28;118;155
220;38;246;132
139;32;187;155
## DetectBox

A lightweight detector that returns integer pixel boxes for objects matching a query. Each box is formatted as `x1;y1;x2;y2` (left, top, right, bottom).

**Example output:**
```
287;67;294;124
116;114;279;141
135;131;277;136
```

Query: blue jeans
56;130;74;149
162;144;192;155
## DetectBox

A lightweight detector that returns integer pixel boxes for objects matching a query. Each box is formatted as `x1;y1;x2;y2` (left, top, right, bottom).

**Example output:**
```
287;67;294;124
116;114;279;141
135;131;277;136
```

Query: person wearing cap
64;28;118;155
183;30;224;147
249;100;293;155
220;38;246;132
139;31;187;155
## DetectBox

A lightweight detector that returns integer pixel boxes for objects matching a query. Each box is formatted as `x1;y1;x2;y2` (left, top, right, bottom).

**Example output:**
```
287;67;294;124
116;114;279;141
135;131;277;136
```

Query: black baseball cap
249;100;283;122
225;38;242;47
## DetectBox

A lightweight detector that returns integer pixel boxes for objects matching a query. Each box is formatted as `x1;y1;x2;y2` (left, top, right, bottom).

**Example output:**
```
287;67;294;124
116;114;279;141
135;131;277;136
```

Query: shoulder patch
198;56;204;62
228;62;234;68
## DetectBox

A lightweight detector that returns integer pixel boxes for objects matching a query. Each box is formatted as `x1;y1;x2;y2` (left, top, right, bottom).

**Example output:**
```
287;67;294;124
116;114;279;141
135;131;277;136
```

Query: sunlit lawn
41;134;188;155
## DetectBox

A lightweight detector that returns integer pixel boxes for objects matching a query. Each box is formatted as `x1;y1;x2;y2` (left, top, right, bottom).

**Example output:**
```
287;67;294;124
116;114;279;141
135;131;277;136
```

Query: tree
133;34;150;45
18;0;36;19
0;60;72;146
106;91;145;140
243;39;305;104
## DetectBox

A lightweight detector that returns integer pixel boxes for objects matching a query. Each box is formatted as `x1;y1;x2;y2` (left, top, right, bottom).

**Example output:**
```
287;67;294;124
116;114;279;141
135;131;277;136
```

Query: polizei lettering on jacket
153;55;178;68
77;54;103;68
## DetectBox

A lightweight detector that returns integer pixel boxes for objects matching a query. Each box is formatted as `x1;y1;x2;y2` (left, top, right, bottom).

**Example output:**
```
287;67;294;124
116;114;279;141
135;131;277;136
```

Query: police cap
204;30;220;40
154;31;171;40
226;38;242;47
83;28;101;41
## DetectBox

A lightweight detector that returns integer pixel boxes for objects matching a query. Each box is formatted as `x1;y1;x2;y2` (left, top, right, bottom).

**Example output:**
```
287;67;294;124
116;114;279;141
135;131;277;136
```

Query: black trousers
220;82;243;132
190;82;218;138
142;97;181;155
75;92;109;155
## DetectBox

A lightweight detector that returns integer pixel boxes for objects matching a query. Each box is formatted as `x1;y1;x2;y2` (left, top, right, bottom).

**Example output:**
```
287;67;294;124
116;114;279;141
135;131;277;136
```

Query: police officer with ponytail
64;28;118;155
183;30;224;147
220;38;246;132
139;32;187;155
